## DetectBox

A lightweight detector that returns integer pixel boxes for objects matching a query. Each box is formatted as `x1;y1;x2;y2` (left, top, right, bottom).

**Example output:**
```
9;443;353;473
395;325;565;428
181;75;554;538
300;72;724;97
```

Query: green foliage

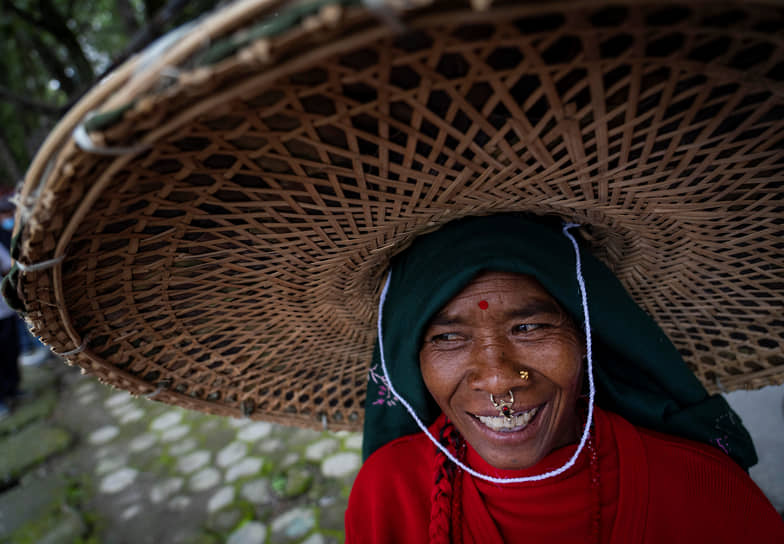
0;388;57;436
0;0;221;188
0;422;72;482
271;463;315;499
8;475;99;543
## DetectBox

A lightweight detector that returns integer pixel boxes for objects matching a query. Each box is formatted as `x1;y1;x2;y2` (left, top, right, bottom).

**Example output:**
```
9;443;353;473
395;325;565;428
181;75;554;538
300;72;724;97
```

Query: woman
3;1;784;540
0;213;21;419
346;214;784;542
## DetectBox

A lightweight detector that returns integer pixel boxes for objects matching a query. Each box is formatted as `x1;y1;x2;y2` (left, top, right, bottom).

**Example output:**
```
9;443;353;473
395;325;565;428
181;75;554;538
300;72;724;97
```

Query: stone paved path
8;355;780;543
0;358;361;543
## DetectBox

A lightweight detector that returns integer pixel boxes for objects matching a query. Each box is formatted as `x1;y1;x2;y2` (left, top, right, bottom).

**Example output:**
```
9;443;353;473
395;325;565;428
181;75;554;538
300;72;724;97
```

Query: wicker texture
10;0;784;430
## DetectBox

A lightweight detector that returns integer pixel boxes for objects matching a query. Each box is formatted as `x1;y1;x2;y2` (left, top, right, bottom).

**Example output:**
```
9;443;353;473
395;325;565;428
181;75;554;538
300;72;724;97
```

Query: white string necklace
376;223;595;484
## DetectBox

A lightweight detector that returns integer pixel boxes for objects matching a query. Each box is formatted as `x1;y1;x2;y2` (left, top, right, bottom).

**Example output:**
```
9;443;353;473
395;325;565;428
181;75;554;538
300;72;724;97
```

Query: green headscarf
362;214;756;471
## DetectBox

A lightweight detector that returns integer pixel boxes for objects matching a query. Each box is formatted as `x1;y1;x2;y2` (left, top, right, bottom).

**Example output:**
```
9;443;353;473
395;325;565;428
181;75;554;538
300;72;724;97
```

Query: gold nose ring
520;370;529;381
490;390;514;420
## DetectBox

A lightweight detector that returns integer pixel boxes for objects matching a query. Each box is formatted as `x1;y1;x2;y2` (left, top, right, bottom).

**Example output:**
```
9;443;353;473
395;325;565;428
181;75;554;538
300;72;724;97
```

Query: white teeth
477;407;539;432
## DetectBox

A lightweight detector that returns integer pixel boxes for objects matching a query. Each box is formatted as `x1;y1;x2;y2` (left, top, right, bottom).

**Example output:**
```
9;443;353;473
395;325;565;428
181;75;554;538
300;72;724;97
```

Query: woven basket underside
15;1;784;430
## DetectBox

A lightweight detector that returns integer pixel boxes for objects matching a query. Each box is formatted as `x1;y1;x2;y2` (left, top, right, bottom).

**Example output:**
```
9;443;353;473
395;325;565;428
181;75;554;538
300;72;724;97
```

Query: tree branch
0;128;23;186
0;87;64;116
4;0;95;87
17;28;79;95
35;0;96;84
2;0;43;27
92;0;191;83
115;0;141;35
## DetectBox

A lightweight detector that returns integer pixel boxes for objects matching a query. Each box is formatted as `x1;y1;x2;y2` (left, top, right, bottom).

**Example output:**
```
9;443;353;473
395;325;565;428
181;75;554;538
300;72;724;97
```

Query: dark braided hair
429;418;465;544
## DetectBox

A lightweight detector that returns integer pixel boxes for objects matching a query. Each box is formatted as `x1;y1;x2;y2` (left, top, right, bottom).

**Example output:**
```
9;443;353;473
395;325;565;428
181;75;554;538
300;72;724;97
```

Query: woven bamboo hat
5;0;783;430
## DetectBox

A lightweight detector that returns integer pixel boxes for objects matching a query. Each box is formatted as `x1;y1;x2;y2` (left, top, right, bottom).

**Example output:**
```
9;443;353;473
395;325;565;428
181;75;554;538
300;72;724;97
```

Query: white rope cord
133;21;197;77
8;189;35;220
73;122;151;156
362;0;406;32
55;334;90;357
16;255;66;272
376;223;595;484
72;21;205;157
714;376;727;394
145;386;165;399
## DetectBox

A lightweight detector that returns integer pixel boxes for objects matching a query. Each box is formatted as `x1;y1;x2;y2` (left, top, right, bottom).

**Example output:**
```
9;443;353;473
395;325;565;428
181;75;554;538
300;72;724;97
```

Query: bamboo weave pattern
9;0;784;429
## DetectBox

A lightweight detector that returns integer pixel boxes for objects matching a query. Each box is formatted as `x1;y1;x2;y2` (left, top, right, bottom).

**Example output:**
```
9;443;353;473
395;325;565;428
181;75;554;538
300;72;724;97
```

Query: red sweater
346;407;784;543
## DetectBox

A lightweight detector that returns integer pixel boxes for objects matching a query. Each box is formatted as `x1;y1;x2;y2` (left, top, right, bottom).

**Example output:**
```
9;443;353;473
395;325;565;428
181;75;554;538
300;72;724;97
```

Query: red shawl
346;407;784;543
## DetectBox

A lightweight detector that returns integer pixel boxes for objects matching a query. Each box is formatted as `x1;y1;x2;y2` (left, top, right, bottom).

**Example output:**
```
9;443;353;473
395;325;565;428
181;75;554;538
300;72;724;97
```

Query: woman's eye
429;332;463;343
513;323;543;334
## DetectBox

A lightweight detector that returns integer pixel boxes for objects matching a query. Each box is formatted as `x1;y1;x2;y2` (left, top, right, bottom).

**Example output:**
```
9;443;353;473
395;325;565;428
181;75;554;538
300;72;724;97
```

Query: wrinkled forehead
453;271;553;298
438;271;562;309
385;216;584;342
426;270;575;330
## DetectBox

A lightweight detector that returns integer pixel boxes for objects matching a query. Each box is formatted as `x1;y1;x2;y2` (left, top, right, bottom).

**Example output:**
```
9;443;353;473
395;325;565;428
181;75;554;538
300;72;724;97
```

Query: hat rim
10;0;784;429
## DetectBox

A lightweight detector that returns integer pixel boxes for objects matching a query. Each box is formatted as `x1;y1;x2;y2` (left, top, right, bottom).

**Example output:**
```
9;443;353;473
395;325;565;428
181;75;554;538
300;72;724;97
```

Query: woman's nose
466;336;527;392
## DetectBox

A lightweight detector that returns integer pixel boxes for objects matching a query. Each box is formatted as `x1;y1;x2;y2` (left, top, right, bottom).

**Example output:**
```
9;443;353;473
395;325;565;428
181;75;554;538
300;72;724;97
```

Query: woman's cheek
525;344;582;383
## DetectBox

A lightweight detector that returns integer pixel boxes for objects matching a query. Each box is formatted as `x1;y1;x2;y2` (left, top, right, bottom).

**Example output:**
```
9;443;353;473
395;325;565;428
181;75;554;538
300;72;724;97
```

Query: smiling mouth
474;406;540;432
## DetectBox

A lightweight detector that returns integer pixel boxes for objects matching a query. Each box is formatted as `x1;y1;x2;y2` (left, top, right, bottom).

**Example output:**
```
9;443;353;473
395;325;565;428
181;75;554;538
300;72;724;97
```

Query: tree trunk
0;134;23;188
0;87;63;116
36;0;95;86
18;29;78;96
5;0;96;88
94;0;193;84
115;0;140;36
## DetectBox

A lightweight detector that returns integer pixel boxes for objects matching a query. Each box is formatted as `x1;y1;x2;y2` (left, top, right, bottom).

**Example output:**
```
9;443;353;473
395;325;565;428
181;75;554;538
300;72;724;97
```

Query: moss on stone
0;473;69;539
0;389;57;436
271;463;314;499
20;364;58;393
8;506;86;544
0;423;72;483
182;533;221;544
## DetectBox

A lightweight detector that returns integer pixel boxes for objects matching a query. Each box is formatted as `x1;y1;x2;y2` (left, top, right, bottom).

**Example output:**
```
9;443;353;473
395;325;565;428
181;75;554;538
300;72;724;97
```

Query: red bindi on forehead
478;300;489;310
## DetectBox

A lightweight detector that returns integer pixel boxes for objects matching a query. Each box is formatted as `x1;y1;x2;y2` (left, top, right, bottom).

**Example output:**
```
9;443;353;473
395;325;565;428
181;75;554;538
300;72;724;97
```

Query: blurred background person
0;196;20;418
0;197;48;367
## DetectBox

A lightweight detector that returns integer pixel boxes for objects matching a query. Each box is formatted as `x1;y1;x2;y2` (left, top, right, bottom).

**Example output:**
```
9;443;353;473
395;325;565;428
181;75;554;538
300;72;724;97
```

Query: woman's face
419;271;584;470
